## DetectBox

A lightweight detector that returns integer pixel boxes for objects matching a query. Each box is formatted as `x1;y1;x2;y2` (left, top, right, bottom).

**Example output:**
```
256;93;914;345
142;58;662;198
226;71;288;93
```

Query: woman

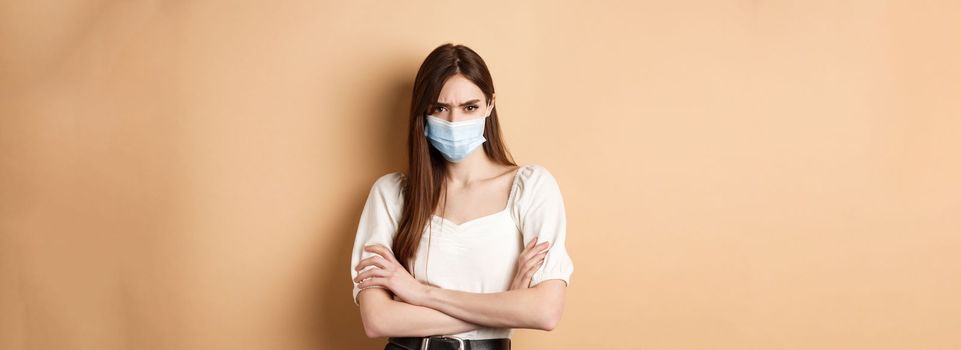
349;43;574;350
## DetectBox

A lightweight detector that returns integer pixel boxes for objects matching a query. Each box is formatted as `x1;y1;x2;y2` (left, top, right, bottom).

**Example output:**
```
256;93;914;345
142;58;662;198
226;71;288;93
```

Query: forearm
359;288;480;337
417;286;555;330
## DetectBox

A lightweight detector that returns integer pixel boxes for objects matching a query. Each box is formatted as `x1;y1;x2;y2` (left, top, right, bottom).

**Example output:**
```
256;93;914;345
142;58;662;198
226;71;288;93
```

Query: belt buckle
421;335;466;350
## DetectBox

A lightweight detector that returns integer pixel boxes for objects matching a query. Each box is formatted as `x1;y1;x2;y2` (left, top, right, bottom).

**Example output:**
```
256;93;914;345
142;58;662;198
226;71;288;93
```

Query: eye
434;106;447;112
466;105;478;111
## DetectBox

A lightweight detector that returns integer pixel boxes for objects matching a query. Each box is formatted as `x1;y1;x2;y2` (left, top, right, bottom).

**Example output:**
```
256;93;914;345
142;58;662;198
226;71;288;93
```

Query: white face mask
423;106;491;162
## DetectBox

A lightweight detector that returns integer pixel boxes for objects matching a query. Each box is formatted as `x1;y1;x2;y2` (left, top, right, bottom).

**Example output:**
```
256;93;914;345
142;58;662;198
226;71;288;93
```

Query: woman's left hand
354;244;430;305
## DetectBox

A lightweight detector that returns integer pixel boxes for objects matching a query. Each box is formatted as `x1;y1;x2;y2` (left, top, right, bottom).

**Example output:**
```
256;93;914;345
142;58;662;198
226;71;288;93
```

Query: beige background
1;1;959;349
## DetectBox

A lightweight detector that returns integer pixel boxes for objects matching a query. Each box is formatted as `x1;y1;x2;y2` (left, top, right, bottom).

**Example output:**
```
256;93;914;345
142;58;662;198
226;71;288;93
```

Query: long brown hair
392;43;516;273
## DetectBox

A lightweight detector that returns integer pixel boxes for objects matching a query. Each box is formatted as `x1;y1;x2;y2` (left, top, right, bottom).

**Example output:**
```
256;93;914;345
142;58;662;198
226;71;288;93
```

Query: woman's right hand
508;239;550;290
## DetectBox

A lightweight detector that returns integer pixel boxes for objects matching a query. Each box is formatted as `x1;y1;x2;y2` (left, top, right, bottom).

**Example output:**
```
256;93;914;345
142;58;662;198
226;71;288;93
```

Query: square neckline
431;164;527;229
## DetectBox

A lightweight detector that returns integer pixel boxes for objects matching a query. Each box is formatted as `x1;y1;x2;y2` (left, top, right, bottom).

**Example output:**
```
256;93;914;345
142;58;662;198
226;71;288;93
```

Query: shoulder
511;164;566;224
514;163;563;202
368;171;406;201
373;171;406;188
517;163;560;189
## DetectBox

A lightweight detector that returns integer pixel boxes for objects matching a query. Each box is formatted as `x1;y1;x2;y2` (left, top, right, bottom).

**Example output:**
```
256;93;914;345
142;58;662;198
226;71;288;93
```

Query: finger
520;240;544;260
525;239;537;251
364;245;398;264
354;268;390;283
525;240;550;256
354;269;386;283
355;255;389;272
523;251;548;271
524;252;547;269
519;248;533;262
357;277;386;289
530;242;550;258
518;240;536;260
519;248;541;267
523;258;545;280
521;243;550;263
536;248;549;258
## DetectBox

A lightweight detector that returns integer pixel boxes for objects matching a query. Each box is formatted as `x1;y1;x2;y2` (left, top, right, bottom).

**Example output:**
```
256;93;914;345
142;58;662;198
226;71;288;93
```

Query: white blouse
349;164;574;340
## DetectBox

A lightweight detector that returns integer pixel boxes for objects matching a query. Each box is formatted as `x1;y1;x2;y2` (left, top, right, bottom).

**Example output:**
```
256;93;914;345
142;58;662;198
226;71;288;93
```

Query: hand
354;244;430;305
508;239;550;290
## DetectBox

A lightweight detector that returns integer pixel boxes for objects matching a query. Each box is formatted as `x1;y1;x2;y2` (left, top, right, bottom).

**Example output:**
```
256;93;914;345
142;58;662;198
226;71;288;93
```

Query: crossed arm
357;288;479;338
355;245;567;338
419;279;566;330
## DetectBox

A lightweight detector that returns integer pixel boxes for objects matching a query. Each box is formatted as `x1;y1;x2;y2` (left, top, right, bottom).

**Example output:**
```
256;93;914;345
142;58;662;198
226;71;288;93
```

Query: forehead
437;75;485;103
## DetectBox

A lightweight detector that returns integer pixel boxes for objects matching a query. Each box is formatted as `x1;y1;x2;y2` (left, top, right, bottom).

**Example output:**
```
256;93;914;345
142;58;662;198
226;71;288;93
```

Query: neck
444;149;496;187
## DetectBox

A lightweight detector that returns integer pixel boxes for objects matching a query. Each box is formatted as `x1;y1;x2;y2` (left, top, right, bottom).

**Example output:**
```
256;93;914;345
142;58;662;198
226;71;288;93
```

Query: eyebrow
434;99;481;108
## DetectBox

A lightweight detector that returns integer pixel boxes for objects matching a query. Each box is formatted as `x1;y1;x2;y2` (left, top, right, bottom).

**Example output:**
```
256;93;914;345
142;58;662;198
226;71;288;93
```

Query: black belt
388;336;510;350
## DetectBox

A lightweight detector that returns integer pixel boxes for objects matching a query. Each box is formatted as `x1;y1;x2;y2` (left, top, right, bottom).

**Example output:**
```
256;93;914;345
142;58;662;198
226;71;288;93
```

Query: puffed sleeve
349;172;405;306
517;165;574;287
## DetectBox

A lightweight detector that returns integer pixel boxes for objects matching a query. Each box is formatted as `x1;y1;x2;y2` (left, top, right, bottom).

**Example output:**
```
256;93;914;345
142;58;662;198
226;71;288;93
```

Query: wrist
416;283;436;307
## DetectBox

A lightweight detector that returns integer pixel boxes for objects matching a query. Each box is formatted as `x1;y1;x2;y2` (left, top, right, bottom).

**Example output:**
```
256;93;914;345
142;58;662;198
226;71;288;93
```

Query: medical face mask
424;107;490;162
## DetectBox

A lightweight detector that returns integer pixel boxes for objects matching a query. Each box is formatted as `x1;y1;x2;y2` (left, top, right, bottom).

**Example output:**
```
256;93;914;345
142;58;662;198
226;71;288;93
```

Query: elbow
363;322;382;338
532;302;563;331
536;312;561;331
362;314;386;338
360;307;385;338
527;282;567;331
357;288;393;338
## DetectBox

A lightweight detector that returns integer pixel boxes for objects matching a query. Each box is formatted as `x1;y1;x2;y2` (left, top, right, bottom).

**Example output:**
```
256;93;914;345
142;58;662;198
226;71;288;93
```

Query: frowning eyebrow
434;99;481;108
